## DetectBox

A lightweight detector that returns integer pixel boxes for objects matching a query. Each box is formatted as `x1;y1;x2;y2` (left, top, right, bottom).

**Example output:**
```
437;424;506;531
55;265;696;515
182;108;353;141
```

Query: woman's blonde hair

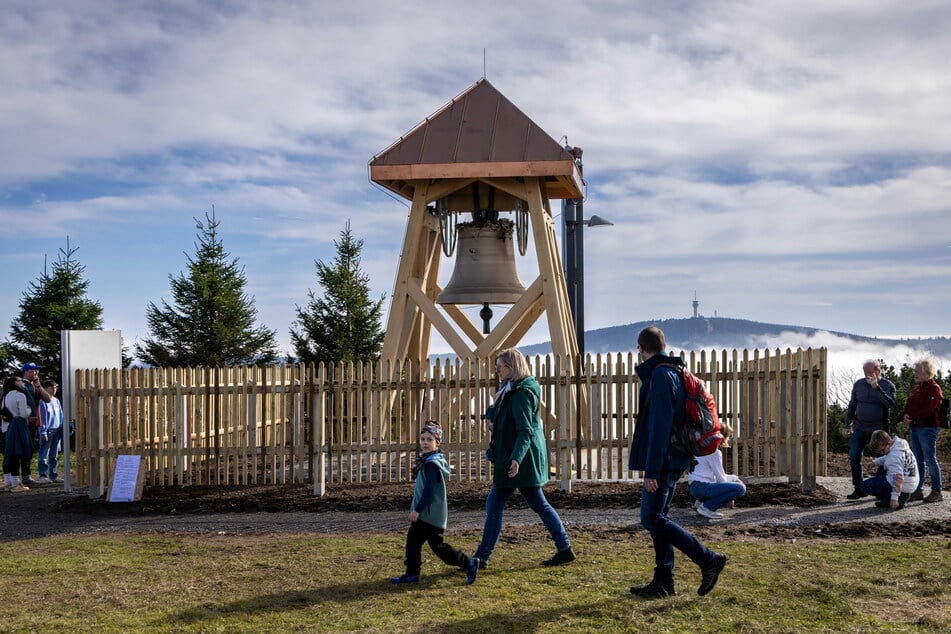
719;422;734;449
914;358;936;381
495;348;531;383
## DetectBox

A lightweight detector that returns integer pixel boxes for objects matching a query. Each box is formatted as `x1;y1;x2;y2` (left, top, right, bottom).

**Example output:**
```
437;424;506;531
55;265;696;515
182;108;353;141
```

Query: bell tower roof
370;79;583;201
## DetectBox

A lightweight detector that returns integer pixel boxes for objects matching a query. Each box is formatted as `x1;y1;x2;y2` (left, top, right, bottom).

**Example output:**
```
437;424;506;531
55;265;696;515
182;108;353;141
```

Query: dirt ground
4;452;950;543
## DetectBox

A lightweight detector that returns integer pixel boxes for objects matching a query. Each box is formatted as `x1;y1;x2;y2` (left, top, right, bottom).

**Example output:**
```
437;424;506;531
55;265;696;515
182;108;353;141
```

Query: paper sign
108;455;145;502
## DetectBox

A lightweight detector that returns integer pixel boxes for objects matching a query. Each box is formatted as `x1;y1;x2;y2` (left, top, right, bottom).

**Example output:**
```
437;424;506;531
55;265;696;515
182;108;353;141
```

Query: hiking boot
460;558;488;572
698;553;728;596
630;579;675;599
465;558;480;585
846;488;867;500
874;499;891;508
541;547;576;566
696;504;724;520
908;490;924;502
390;574;419;584
923;490;944;503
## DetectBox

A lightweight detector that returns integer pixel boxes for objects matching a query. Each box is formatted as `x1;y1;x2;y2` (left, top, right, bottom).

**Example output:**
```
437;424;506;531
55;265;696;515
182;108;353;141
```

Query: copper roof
370;79;583;201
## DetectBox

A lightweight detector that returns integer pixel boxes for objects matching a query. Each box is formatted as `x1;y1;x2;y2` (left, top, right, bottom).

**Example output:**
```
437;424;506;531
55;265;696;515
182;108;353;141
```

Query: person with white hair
843;359;896;500
902;358;944;503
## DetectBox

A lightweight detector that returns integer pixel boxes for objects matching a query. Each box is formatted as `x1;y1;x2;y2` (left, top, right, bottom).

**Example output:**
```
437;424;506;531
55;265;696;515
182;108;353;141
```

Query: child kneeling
391;421;479;585
688;423;746;520
858;430;918;509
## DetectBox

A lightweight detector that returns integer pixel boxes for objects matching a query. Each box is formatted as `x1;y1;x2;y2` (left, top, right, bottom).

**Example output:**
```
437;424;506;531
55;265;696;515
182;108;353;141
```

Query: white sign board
108;454;145;502
61;330;123;497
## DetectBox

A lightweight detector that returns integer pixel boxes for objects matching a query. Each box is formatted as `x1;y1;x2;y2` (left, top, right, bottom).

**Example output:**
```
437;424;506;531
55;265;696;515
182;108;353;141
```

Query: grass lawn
1;526;948;633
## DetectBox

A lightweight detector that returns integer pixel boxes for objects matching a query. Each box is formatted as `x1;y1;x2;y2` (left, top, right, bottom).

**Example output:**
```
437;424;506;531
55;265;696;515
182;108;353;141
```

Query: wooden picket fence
72;348;827;497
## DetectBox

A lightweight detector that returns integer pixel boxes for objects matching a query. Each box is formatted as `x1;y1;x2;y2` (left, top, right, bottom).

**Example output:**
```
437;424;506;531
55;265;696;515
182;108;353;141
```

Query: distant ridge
518;317;951;357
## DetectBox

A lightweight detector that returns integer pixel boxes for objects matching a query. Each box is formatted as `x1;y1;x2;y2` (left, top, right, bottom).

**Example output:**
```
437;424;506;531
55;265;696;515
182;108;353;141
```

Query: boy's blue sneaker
465;557;480;585
390;574;419;584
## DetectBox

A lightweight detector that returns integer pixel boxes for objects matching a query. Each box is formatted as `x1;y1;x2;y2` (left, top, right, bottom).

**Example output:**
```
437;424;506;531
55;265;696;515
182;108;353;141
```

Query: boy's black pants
404;519;469;576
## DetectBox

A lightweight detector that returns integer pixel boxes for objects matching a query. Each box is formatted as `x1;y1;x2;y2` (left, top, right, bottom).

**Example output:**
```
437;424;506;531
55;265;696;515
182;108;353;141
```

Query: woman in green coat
470;348;575;575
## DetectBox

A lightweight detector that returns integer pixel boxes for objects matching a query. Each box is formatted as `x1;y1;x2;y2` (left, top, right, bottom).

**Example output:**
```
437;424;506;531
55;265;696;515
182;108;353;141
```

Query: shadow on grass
158;567;474;627
160;579;633;632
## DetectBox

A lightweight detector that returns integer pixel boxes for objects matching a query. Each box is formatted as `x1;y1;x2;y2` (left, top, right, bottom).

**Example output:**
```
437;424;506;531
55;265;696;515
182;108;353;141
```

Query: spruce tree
136;210;277;367
6;239;103;378
290;221;385;364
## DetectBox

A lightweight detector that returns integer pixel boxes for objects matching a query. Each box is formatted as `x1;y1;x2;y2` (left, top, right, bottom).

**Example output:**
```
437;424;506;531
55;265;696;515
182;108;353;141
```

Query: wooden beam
474;278;544;357
381;184;434;360
406;278;474;360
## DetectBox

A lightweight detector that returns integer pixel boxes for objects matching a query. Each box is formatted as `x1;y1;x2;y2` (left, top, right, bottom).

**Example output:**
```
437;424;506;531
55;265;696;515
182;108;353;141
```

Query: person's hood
635;353;685;381
514;375;540;396
422;451;452;477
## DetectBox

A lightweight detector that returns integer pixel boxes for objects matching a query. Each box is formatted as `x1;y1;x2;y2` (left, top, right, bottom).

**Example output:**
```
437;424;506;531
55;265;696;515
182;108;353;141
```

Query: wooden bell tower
370;79;584;362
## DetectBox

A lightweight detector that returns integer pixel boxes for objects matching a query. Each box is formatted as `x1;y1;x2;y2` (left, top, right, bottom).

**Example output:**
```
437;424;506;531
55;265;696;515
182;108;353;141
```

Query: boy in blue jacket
391;421;480;585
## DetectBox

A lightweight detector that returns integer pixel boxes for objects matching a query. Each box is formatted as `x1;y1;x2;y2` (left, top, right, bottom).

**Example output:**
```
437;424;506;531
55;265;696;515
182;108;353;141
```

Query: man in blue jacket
628;326;727;599
843;359;896;499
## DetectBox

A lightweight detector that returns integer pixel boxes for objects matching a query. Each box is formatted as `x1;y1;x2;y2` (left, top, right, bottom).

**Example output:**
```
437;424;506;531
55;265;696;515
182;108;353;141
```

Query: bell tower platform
370;79;584;362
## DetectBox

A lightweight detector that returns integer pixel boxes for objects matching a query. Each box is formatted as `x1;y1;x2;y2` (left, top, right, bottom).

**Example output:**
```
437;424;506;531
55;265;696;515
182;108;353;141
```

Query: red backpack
658;363;724;457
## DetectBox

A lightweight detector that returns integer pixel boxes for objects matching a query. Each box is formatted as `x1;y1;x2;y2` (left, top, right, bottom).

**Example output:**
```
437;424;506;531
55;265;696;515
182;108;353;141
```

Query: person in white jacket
687;423;746;520
857;430;918;510
2;376;34;492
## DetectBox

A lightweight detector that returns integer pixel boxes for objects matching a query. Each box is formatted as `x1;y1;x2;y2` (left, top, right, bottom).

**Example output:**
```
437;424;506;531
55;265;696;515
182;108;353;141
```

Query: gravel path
3;476;949;541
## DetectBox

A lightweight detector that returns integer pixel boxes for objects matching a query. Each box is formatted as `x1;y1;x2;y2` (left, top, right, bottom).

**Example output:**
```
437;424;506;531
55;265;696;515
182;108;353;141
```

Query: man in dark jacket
628;326;727;599
844;359;896;499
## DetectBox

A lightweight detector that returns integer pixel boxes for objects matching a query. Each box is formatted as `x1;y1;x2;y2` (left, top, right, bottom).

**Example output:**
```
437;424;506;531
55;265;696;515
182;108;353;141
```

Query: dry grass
2;529;949;633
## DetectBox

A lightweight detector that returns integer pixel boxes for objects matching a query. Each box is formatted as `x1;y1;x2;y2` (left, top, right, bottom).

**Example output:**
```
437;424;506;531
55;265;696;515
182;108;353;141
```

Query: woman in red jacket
902;359;944;503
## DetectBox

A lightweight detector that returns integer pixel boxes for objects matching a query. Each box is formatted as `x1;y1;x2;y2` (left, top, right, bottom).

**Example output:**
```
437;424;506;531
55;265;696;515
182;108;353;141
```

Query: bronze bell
437;224;527;305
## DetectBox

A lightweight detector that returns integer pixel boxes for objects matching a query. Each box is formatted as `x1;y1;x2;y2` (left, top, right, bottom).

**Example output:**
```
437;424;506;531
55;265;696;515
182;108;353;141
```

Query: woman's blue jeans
910;427;942;493
474;486;571;564
688;480;746;512
641;470;716;583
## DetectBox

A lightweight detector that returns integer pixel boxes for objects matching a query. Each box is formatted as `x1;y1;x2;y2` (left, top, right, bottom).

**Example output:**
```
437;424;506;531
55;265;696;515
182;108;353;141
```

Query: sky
2;0;950;361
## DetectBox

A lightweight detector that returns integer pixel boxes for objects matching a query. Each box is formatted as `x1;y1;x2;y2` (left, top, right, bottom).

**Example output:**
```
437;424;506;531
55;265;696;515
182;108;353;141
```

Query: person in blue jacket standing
628;326;727;599
37;379;65;483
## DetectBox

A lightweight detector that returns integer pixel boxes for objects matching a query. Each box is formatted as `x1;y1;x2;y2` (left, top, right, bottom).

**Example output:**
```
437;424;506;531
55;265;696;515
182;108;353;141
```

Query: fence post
87;383;104;499
312;363;326;496
174;381;187;484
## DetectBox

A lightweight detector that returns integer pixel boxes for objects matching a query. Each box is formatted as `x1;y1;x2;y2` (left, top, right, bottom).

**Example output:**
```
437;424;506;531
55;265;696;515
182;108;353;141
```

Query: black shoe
846;489;867;500
465;558;479;585
630;579;675;599
541;547;576;566
874;499;890;508
698;554;728;596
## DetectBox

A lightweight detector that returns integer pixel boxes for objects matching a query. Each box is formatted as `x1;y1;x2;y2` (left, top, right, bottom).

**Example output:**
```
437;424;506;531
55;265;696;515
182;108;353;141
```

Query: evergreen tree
6;239;103;379
136;210;277;367
290;221;385;364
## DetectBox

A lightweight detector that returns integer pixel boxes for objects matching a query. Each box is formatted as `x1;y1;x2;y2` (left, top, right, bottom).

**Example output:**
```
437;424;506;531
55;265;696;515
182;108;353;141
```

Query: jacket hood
422;451;452;477
514;375;540;395
635;353;685;381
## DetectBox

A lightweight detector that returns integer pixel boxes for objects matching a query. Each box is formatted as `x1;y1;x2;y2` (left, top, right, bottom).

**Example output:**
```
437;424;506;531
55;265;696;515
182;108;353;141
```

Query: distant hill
519;317;951;357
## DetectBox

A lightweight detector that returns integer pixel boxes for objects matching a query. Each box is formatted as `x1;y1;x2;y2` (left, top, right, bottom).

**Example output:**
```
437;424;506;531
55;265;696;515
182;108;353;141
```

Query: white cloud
1;0;950;359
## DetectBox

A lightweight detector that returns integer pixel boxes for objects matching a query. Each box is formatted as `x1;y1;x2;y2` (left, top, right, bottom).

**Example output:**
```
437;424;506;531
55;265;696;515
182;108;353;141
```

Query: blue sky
2;0;950;359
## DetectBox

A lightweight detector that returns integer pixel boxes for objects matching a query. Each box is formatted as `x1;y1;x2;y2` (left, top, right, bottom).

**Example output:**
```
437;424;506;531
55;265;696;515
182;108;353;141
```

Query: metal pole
561;160;585;353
